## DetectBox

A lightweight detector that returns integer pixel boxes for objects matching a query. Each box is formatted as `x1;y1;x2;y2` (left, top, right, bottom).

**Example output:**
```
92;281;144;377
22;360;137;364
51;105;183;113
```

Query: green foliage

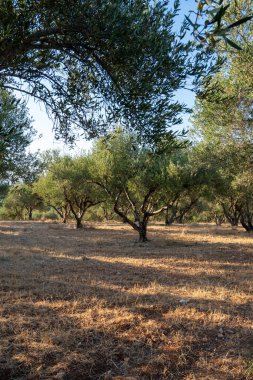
187;0;252;50
0;89;38;182
157;148;208;224
0;1;221;144
191;33;253;229
35;170;69;218
36;153;102;227
92;129;171;200
91;129;180;240
32;209;59;221
2;183;43;220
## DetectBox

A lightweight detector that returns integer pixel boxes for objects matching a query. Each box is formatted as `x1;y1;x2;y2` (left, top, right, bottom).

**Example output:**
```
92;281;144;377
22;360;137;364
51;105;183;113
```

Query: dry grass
0;221;253;380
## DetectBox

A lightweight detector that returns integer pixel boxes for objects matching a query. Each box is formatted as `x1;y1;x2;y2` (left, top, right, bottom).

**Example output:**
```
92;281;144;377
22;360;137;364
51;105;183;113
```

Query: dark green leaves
227;16;253;29
225;37;243;50
210;4;230;27
0;0;218;145
186;0;252;51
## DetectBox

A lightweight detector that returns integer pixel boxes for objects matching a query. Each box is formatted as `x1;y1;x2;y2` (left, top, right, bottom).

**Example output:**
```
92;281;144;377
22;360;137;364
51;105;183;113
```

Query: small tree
157;149;206;225
35;171;70;223
91;130;176;242
3;184;43;220
42;155;102;228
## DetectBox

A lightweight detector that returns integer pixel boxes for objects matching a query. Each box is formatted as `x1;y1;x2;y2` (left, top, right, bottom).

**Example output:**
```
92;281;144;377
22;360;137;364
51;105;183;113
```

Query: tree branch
146;205;168;217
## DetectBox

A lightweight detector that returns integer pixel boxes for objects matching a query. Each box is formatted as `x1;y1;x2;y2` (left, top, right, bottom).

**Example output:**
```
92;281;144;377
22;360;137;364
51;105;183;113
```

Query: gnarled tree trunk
240;207;253;232
138;220;148;242
165;207;176;226
76;217;83;229
222;202;241;226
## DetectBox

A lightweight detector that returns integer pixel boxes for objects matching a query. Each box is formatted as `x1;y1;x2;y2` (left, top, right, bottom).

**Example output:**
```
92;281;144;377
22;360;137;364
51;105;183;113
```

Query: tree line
1;116;252;241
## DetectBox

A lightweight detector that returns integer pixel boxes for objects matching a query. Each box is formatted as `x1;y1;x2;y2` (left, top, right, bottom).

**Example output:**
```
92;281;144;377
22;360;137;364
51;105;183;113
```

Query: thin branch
123;186;136;212
141;187;157;213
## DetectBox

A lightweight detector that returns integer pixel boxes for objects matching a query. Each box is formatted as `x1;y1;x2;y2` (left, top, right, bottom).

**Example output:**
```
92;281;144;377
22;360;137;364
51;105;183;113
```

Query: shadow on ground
0;221;252;379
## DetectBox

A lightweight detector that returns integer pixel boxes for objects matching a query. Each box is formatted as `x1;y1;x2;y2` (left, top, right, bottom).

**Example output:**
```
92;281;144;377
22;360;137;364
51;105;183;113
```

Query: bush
33;209;59;221
0;207;15;220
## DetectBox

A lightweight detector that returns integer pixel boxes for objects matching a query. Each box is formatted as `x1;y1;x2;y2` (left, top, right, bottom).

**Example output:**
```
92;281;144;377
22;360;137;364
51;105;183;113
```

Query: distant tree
158;149;206;225
207;202;225;226
192;143;244;226
2;189;23;220
3;184;43;220
38;155;102;228
0;182;9;207
34;171;70;223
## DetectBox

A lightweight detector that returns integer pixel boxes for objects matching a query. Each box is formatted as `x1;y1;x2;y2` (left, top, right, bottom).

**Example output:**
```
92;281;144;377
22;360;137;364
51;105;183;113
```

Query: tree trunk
165;208;176;226
76;218;83;229
114;197;150;242
222;204;240;226
137;218;149;242
177;213;184;224
28;207;33;220
241;209;253;232
138;224;148;242
214;213;225;226
102;207;109;221
165;207;170;225
62;206;69;223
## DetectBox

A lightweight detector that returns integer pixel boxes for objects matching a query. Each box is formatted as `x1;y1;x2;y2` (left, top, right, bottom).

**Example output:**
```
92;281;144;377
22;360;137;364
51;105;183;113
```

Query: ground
0;221;253;380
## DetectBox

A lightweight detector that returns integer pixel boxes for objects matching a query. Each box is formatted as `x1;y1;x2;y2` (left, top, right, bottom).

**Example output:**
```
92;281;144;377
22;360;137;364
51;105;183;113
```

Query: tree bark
62;205;70;223
138;226;148;242
165;208;176;226
76;218;83;229
28;207;33;220
222;203;240;226
138;220;148;242
241;208;253;232
50;204;69;223
214;213;225;226
177;213;184;224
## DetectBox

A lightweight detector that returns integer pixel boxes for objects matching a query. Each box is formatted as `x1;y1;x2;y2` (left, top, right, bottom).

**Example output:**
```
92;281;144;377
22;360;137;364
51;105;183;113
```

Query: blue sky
28;0;197;153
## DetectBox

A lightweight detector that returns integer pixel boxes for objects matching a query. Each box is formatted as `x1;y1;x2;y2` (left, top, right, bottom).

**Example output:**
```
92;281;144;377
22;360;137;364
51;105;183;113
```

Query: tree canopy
2;183;43;220
0;88;39;182
191;15;253;231
0;0;220;144
90;130;180;241
36;154;102;228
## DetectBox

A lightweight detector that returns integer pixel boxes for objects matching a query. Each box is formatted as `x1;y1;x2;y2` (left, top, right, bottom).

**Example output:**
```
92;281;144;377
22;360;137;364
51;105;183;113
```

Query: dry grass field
0;221;253;380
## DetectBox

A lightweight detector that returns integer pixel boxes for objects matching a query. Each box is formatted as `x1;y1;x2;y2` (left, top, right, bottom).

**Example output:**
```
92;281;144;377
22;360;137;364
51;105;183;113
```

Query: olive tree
38;155;102;228
3;184;43;220
34;171;70;223
90;130;177;242
0;0;223;144
191;64;253;231
0;88;38;182
158;149;207;225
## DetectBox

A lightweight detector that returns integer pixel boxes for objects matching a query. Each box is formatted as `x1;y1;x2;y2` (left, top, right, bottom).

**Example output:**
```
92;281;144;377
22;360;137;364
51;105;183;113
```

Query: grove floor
0;221;253;379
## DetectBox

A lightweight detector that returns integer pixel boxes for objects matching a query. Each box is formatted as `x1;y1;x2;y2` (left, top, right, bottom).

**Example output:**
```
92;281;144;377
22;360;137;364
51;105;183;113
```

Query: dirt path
0;221;253;379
